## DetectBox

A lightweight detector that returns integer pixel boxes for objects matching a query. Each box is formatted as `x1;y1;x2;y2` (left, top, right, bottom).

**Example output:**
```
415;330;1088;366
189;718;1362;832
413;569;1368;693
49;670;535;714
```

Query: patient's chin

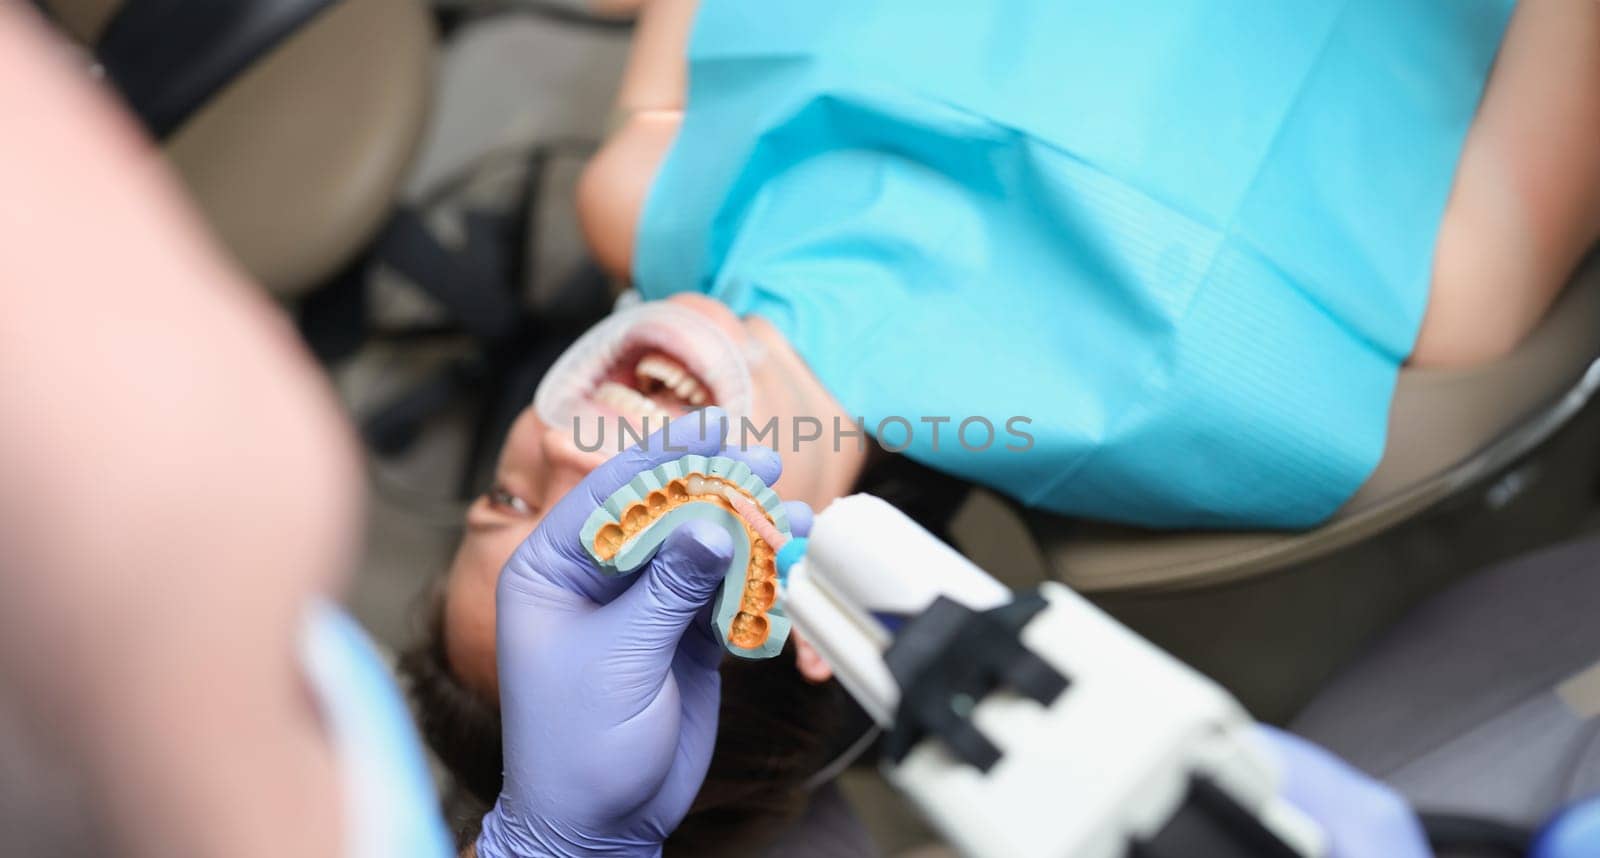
794;635;833;683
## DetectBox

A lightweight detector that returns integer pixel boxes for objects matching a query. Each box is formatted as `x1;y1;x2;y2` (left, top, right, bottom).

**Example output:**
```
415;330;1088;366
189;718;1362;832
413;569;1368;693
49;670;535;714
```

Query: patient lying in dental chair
406;1;1600;854
575;0;1598;530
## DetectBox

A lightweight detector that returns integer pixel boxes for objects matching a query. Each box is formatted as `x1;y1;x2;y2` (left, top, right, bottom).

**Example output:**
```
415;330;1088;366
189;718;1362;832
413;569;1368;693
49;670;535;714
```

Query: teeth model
580;454;792;658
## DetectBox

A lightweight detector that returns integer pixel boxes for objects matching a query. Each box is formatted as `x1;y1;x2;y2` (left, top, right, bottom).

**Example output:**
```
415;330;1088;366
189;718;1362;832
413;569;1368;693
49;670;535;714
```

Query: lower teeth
595;381;670;422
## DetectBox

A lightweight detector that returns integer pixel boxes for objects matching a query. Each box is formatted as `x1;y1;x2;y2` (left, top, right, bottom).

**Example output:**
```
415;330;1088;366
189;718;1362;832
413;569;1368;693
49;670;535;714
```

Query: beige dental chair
940;249;1600;723
959;253;1600;722
38;0;434;298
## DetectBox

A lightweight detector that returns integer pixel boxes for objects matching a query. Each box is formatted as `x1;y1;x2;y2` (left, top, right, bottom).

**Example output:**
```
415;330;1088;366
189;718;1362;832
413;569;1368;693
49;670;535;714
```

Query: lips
534;301;754;435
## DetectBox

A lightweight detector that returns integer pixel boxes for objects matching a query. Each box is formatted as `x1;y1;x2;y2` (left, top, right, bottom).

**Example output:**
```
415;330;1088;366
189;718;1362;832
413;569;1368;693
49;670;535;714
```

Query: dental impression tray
580;454;792;659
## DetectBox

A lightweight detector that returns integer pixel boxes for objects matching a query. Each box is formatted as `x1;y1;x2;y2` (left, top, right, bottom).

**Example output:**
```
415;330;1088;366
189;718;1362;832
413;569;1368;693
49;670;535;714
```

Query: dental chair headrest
89;0;339;139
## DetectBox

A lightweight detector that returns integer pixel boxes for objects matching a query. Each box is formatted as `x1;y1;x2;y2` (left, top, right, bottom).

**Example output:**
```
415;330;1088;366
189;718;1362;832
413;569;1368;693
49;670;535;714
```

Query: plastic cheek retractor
534;301;755;431
580;454;792;658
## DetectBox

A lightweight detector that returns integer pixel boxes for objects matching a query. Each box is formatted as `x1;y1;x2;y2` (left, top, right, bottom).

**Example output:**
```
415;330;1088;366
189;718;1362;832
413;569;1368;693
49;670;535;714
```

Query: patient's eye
486;483;534;516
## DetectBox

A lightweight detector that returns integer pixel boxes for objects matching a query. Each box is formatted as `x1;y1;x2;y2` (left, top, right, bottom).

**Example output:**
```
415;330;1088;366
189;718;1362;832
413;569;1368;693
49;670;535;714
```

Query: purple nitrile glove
1532;794;1600;858
1253;725;1431;858
477;407;813;858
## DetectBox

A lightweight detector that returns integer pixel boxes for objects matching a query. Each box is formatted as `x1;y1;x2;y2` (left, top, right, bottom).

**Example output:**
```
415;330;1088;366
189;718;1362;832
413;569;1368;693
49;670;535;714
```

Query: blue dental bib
636;0;1513;528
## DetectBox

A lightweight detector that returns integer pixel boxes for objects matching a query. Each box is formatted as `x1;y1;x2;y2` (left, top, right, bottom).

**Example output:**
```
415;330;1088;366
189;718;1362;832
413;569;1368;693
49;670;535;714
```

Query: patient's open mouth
589;347;716;424
635;353;711;406
534;300;753;434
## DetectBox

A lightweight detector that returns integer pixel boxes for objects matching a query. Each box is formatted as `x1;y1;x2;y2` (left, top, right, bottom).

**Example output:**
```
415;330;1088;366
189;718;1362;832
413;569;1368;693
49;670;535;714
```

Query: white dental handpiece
776;494;1325;858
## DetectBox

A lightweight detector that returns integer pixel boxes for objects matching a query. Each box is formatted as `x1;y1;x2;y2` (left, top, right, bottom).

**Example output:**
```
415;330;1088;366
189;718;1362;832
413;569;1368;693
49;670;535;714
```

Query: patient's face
442;295;863;696
441;404;601;695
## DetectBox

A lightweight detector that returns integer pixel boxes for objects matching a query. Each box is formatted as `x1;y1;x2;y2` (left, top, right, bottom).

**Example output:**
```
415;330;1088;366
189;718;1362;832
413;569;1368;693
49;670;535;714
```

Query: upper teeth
593;381;672;425
637;355;710;406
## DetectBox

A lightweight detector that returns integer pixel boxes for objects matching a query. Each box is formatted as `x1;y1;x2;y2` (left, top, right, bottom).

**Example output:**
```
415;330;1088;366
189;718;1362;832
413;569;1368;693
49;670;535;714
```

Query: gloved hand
1253;726;1431;858
477;407;812;858
1533;795;1600;858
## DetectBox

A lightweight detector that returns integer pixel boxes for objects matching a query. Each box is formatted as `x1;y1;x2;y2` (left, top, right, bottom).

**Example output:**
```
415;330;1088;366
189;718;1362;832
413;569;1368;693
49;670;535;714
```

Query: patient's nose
540;425;608;502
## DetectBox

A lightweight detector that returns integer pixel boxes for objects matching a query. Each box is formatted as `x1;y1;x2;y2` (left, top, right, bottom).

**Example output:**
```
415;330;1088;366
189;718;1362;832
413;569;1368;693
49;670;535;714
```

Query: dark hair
399;592;505;839
400;451;970;852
